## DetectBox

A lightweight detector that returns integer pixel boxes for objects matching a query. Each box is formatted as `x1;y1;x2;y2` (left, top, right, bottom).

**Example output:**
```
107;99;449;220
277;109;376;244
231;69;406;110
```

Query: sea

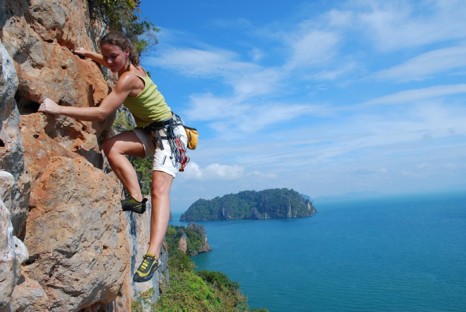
172;192;466;312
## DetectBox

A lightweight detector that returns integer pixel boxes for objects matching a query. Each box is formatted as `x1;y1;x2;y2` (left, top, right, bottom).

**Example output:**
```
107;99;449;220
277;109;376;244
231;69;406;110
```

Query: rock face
0;171;29;310
0;1;167;311
23;156;126;311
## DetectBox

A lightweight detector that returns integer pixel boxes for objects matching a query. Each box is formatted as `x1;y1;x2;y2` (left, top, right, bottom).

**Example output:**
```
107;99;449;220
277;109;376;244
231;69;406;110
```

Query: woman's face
101;43;129;73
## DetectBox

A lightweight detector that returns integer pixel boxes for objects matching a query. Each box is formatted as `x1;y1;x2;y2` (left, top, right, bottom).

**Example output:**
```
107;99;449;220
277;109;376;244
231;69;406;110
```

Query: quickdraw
166;124;190;172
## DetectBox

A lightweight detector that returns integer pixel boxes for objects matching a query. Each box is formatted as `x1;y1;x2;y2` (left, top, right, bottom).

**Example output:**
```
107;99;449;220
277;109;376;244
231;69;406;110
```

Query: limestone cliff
0;1;166;311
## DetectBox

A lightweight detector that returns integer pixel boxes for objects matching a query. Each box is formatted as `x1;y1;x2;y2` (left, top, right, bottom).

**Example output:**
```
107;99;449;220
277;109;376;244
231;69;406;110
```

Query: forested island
180;188;317;222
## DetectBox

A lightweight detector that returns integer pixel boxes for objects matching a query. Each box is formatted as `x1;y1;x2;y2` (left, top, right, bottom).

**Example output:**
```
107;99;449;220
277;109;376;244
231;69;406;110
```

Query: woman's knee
102;138;117;157
151;183;170;199
151;172;173;197
104;131;145;158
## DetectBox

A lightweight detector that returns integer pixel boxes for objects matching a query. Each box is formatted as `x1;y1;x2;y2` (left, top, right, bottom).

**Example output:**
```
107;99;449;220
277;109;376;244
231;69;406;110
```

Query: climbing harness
144;113;190;172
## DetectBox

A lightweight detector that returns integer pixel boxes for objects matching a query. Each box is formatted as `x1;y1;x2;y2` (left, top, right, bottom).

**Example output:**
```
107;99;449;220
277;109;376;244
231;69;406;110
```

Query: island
180;188;317;222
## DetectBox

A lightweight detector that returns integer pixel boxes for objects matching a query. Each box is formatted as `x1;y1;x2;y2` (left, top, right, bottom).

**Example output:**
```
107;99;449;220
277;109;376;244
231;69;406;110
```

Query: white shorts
133;125;187;178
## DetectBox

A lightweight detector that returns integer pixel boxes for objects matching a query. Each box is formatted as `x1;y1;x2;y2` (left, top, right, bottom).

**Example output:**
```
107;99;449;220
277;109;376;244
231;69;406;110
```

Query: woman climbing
39;31;188;283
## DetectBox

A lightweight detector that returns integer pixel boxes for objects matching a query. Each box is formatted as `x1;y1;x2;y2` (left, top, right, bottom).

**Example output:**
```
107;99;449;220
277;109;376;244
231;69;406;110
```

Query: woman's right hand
38;98;62;115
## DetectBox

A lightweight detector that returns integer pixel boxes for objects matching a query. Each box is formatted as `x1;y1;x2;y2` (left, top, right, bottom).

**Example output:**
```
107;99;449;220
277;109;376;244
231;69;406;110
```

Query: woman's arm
39;74;137;121
39;94;119;121
74;47;106;67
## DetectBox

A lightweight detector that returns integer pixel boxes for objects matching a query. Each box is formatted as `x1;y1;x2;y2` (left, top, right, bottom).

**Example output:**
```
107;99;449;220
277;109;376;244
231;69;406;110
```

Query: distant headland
180;188;317;222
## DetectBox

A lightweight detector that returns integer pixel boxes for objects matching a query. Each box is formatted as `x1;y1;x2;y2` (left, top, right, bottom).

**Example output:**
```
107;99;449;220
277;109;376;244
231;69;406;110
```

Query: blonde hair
100;31;139;66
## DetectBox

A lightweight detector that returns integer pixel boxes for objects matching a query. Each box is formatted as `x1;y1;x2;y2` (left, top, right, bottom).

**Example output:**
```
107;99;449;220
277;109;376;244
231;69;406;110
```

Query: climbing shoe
121;197;147;214
133;253;159;283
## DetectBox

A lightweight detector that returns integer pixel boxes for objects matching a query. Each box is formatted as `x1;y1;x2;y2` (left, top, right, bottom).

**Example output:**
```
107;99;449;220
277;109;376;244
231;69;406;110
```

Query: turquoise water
182;192;466;312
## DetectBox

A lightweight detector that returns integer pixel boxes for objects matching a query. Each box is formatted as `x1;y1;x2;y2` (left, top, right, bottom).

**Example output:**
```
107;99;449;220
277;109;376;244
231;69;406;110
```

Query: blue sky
138;0;466;212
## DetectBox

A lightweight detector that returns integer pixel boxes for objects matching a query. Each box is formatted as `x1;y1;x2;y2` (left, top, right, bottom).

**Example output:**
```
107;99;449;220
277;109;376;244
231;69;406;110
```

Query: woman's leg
102;131;146;202
146;170;173;257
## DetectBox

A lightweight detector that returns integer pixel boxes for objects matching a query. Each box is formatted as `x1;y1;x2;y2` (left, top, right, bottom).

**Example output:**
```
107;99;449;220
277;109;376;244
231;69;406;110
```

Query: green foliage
131;157;152;195
131;224;268;311
166;243;196;273
89;0;159;54
131;288;155;311
151;225;255;311
180;188;317;222
165;224;209;257
113;108;134;132
185;224;209;256
197;270;240;293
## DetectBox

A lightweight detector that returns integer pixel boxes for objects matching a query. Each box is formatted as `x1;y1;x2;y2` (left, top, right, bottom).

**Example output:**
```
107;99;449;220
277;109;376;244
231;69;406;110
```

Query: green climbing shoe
121;197;147;214
133;253;159;283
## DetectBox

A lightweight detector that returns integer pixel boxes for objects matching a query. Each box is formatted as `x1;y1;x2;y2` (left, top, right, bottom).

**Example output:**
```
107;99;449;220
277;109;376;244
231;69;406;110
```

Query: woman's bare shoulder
117;69;146;95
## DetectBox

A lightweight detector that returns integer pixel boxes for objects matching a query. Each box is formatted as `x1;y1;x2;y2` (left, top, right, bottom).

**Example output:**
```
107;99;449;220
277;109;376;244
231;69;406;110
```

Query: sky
138;0;466;212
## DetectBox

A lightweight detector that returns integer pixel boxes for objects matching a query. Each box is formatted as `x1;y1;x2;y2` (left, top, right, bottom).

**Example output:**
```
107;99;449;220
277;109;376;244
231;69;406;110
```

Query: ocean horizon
172;191;466;312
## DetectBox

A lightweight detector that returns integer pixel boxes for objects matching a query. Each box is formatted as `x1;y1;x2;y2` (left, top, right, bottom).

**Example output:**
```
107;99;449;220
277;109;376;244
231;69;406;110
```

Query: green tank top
123;73;172;127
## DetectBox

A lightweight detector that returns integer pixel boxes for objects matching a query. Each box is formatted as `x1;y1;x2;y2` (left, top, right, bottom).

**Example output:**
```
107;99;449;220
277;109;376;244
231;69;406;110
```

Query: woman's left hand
39;98;62;115
73;47;89;58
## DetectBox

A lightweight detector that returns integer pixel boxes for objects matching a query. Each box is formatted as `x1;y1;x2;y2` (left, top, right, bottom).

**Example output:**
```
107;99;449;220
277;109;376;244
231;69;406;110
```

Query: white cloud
362;84;466;106
310;62;359;80
228;67;283;98
250;171;277;179
181;162;202;179
355;0;466;51
324;9;354;27
233;103;325;133
203;163;244;180
146;47;255;78
375;46;466;82
179;162;245;181
186;93;248;121
285;30;339;69
249;48;264;62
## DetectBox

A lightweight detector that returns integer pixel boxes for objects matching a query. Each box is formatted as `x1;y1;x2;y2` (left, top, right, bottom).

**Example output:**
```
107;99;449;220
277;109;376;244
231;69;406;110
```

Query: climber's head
100;31;139;73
